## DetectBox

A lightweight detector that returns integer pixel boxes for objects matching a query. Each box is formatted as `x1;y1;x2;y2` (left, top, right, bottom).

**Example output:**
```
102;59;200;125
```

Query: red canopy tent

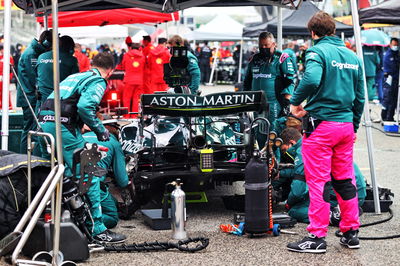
37;8;179;27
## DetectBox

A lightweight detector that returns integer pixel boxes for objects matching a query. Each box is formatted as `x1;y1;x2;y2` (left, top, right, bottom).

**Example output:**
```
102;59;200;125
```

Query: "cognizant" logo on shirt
331;60;359;70
253;73;272;79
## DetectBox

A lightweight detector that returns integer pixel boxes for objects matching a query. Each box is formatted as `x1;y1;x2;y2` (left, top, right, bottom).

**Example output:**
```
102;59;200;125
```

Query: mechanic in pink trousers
286;11;365;253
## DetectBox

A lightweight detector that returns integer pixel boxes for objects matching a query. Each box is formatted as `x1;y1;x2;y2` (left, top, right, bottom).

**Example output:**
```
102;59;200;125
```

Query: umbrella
221;41;235;47
360;29;390;46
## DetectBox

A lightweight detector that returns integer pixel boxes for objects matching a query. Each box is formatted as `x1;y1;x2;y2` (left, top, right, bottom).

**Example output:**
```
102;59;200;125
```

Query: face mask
259;47;272;58
392;46;398;51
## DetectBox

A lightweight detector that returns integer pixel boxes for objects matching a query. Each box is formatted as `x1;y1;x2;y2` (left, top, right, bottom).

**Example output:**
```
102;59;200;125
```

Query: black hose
360;208;394;228
370;124;400;137
335;208;400;240
104;237;209;253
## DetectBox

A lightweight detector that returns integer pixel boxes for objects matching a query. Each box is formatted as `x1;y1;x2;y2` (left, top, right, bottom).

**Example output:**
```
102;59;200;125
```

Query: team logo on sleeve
307;52;318;60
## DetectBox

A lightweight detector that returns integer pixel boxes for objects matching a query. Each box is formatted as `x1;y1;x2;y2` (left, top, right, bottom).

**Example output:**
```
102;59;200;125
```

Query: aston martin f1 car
119;91;271;207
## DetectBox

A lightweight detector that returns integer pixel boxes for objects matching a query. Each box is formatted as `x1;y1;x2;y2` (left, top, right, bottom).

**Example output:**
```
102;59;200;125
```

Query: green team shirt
290;36;365;132
16;39;47;107
283;48;297;73
362;46;380;77
42;68;107;136
36;50;79;102
243;50;295;102
187;51;201;94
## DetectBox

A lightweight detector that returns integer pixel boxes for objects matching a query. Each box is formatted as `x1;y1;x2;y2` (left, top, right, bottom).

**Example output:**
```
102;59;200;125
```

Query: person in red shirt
141;35;154;94
117;42;145;116
146;38;170;93
0;44;14;109
74;43;90;72
141;35;154;58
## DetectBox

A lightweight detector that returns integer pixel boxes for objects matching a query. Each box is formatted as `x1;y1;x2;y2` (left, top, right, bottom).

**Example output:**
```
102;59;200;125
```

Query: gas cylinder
171;179;187;240
244;157;269;234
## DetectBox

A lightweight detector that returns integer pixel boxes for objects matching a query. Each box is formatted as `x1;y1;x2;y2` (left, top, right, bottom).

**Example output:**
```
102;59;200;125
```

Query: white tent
131;29;150;42
187;14;244;41
58;24;129;39
161;25;193;39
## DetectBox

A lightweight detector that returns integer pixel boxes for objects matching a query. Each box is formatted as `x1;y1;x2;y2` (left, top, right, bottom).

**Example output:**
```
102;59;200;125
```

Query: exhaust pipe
192;135;207;149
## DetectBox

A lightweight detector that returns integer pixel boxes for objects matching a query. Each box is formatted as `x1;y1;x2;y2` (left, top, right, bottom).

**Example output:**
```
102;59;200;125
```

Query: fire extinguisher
171;179;187;240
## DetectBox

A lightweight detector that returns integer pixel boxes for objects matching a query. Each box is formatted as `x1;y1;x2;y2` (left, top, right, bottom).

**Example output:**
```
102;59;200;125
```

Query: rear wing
140;91;267;117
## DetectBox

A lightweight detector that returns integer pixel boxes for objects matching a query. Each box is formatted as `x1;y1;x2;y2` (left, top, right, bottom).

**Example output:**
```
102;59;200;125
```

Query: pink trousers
302;121;360;238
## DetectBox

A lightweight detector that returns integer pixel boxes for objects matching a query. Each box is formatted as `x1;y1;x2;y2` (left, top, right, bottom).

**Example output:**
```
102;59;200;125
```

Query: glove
96;129;110;142
281;98;291;116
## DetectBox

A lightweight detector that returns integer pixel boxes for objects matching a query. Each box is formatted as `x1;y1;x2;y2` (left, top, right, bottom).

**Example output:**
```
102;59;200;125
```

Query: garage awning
36;8;179;27
13;0;309;14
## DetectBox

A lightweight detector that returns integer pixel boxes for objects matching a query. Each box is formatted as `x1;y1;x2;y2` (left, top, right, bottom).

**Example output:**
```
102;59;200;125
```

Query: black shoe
93;229;126;244
340;229;360;249
287;234;327;253
329;206;341;227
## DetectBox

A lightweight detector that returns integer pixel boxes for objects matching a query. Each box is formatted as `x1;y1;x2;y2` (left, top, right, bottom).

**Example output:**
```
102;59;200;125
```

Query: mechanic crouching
39;53;126;243
83;116;130;232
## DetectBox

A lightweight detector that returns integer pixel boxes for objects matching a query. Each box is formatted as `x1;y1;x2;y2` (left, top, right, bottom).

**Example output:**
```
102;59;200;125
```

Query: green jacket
42;69;107;136
16;39;47;107
283;48;297;73
243;50;295;104
36;50;79;103
290;36;365;132
285;138;308;222
287;176;309;223
187;51;201;94
83;132;129;188
362;46;380;77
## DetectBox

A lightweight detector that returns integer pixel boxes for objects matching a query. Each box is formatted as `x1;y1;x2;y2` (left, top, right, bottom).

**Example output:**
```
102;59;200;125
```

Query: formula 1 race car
118;91;273;208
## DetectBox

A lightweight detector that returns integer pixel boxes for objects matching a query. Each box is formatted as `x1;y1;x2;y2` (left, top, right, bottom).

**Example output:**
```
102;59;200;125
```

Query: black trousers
200;61;211;83
382;77;399;121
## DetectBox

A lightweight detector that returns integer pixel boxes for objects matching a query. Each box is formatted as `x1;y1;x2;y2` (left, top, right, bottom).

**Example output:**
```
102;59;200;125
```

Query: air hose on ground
101;237;209;253
335;208;400;240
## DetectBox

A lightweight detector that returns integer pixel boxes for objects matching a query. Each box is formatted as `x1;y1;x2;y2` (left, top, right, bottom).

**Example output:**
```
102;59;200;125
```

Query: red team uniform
118;48;145;115
146;45;170;93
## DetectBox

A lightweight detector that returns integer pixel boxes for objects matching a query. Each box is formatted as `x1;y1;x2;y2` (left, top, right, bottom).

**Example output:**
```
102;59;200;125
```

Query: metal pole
396;68;400;125
166;21;169;39
27;131;56;220
341;31;345;42
27;134;32;206
44;14;49;30
178;10;183;36
36;21;42;39
208;46;219;85
350;0;381;214
51;0;64;264
1;0;12;150
238;37;244;83
277;7;283;51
